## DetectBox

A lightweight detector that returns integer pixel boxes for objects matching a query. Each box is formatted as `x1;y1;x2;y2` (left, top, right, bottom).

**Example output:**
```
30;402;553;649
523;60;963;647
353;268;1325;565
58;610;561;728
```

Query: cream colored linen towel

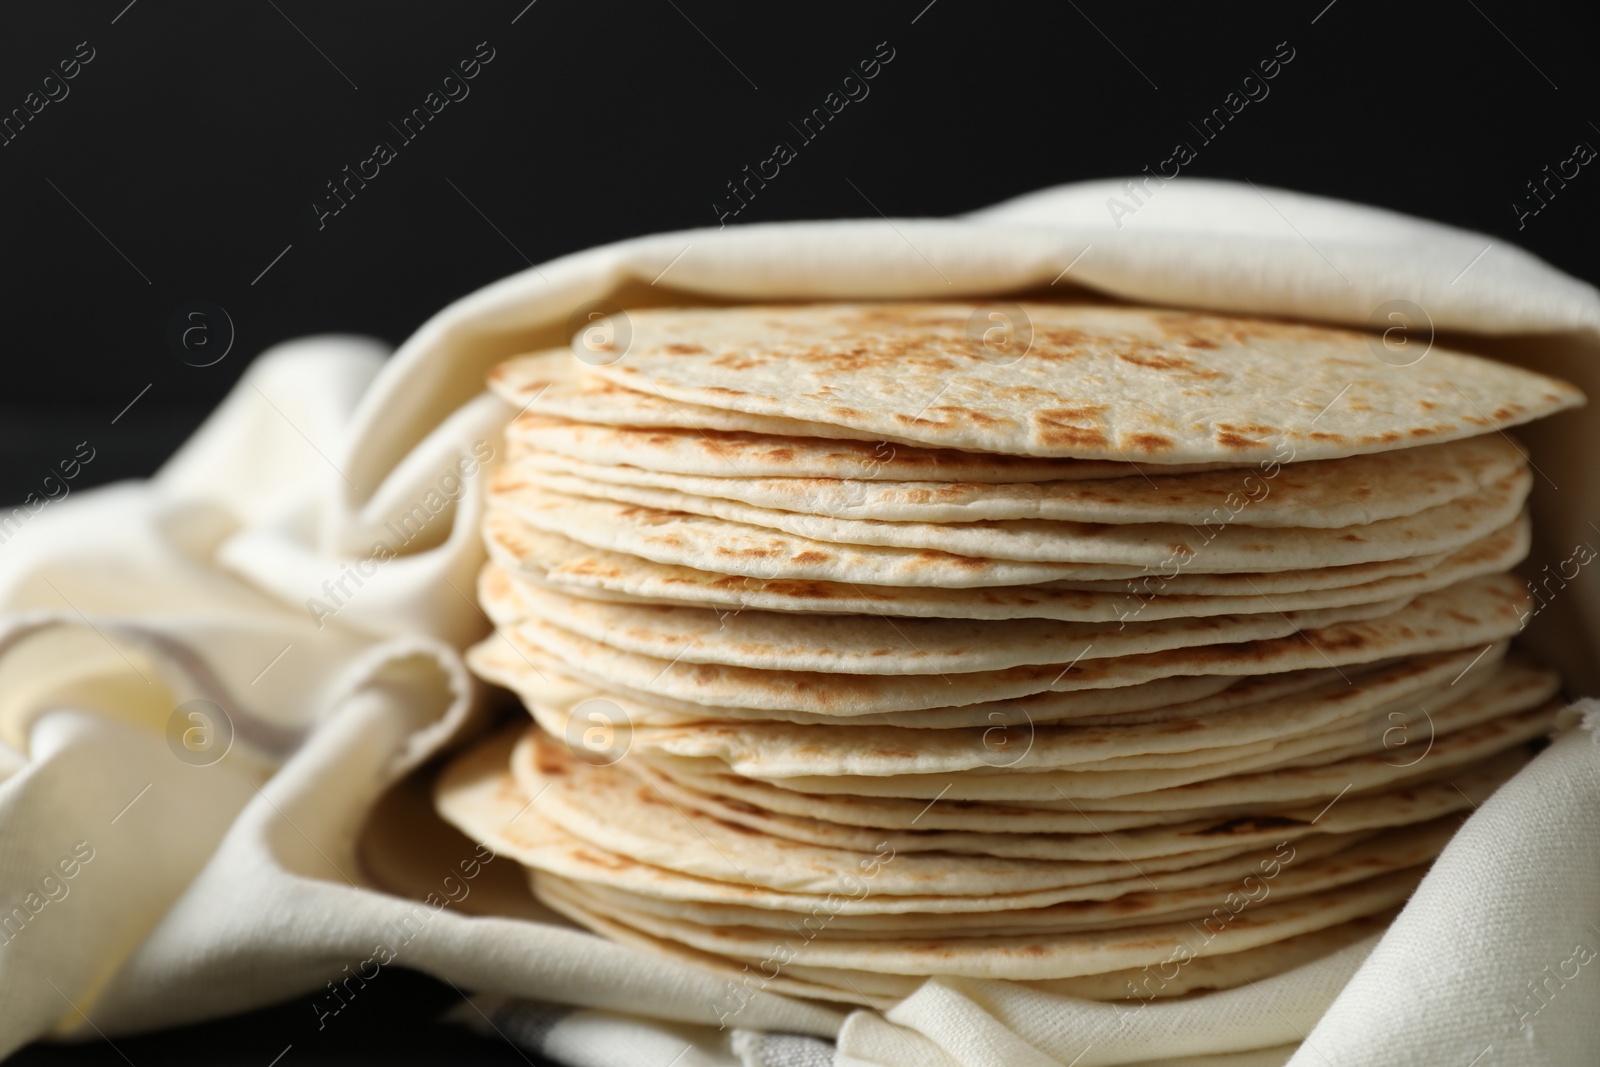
1;178;1596;1067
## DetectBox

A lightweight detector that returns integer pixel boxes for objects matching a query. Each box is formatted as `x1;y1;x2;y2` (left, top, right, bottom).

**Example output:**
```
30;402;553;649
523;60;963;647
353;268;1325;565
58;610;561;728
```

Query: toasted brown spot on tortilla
535;747;570;775
1126;433;1175;451
1121;352;1195;372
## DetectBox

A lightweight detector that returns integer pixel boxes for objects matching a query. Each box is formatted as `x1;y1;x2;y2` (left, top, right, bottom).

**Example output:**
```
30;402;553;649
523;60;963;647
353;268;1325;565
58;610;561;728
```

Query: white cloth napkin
1;178;1597;1067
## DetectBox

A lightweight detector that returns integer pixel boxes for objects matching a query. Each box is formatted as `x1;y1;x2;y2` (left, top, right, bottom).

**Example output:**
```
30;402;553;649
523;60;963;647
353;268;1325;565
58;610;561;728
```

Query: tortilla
509;432;1524;527
518;648;1510;777
480;562;1413;676
617;745;1528;860
485;575;1529;715
535;819;1455;937
504;728;1378;900
503;411;1225;482
737;703;1561;808
482;508;1530;621
536;865;1427;980
488;466;1531;570
587;303;1584;462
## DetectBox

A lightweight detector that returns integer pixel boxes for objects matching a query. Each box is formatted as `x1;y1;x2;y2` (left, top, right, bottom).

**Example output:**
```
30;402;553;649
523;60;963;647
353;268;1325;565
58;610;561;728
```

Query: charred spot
709;355;769;372
535;748;570;776
1312;630;1373;653
730;546;778;559
663;343;707;355
1039;424;1108;447
1212;423;1273;450
1041;404;1105;422
1125;433;1174;452
1033;409;1109;449
1120;352;1198;372
932;405;1004;429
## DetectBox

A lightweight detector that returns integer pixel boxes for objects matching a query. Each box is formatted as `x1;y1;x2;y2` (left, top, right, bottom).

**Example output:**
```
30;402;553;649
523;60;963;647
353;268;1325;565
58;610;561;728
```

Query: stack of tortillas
437;302;1584;1010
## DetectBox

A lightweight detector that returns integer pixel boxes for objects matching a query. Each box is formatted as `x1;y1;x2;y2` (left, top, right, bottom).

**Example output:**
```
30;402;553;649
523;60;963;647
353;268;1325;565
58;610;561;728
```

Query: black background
2;0;1597;1061
2;0;1598;506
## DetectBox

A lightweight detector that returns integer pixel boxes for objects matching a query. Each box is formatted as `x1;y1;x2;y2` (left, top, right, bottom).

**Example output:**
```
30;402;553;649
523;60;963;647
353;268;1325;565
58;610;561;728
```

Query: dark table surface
10;970;554;1067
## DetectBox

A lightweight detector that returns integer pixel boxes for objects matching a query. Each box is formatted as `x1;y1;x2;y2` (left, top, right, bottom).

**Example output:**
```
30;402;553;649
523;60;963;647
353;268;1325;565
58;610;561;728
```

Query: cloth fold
1;178;1597;1066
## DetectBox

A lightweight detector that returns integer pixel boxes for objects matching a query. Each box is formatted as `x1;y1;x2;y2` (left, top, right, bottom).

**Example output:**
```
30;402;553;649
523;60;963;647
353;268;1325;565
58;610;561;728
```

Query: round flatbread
509;433;1525;528
536;819;1455;937
483;574;1529;715
648;660;1557;801
520;647;1508;777
480;563;1411;677
504;728;1377;901
488;466;1531;570
586;303;1583;462
482;509;1529;621
536;864;1426;981
502;411;1225;482
616;744;1527;860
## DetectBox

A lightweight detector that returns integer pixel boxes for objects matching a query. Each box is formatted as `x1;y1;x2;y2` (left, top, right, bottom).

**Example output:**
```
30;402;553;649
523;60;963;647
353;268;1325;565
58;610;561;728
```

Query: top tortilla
583;303;1583;463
